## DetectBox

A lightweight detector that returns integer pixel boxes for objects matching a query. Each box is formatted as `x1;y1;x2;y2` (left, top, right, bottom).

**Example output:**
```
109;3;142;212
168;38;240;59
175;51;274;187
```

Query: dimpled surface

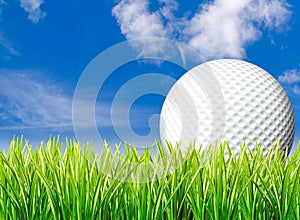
160;59;295;156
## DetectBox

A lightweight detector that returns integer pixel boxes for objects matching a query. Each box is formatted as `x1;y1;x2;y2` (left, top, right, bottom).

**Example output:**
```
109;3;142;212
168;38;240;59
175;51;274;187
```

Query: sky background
0;0;299;153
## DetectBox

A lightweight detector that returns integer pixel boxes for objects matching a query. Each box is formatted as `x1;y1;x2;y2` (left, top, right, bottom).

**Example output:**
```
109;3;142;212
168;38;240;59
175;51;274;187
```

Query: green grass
0;137;299;219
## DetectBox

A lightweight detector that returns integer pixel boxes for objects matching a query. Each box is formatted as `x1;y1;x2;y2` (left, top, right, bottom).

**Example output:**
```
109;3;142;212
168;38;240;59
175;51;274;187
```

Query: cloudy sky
0;0;299;152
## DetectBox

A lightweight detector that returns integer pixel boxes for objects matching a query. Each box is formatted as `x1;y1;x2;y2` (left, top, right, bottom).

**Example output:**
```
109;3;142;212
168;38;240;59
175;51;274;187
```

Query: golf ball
160;59;295;156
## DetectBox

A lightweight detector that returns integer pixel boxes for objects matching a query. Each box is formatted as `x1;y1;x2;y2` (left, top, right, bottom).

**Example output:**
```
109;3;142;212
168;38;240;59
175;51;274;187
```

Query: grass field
0;137;299;219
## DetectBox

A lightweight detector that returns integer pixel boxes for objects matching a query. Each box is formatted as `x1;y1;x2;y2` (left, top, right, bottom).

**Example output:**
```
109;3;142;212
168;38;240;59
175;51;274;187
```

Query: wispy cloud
278;69;300;95
0;34;20;58
0;2;20;59
0;69;72;129
0;0;6;15
0;70;153;132
278;69;300;84
20;0;46;23
112;0;291;59
293;85;300;95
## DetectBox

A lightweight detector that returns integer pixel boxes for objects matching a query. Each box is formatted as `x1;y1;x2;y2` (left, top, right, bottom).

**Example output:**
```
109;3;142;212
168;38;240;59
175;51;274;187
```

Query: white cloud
293;85;300;95
0;70;72;129
112;0;168;39
184;0;257;58
112;0;172;58
112;0;291;59
255;0;291;30
278;69;300;84
183;0;291;58
157;0;178;23
20;0;46;23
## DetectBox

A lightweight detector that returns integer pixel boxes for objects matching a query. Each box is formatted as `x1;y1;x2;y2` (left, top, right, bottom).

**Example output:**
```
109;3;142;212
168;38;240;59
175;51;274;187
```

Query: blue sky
0;0;299;153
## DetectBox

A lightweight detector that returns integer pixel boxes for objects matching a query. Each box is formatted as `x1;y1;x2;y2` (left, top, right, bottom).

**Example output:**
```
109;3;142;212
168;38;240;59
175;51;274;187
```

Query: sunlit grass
0;137;299;219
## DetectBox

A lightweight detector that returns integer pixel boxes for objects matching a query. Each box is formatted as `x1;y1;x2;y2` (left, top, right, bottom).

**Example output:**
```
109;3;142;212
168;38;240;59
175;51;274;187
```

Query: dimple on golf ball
160;59;295;156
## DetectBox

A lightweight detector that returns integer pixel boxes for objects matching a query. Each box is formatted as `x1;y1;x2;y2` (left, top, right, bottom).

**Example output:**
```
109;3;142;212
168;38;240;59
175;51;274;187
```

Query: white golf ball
160;59;295;156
